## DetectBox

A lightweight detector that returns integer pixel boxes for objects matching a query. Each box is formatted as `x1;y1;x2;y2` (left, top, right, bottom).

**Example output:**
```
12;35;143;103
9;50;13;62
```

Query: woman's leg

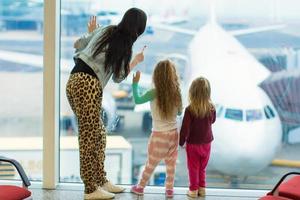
164;130;178;190
66;73;102;194
87;82;109;187
95;120;109;187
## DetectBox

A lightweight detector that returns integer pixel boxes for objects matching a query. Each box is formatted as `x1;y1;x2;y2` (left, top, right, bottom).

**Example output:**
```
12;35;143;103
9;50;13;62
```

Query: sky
64;0;300;23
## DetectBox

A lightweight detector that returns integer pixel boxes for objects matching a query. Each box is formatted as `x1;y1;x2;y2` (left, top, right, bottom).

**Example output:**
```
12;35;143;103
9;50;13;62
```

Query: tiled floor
31;189;260;200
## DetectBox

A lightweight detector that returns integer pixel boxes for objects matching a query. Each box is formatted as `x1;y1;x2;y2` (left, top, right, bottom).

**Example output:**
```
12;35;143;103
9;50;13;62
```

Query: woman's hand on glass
87;16;99;33
132;71;141;83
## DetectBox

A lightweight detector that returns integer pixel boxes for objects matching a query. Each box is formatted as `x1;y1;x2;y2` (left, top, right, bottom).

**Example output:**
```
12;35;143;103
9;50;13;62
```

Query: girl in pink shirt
180;77;216;198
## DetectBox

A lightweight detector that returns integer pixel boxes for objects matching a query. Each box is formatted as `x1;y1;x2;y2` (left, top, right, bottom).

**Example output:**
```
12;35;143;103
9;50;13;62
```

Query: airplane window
264;107;271;119
246;109;263;121
264;105;275;118
266;105;275;118
225;108;243;121
217;105;224;118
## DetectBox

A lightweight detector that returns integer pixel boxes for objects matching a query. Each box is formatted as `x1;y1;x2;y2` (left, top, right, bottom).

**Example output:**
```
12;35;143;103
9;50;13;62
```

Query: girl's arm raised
132;71;155;104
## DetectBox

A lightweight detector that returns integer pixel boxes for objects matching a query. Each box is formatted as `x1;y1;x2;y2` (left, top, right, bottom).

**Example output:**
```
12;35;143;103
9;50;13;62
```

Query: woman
66;8;147;200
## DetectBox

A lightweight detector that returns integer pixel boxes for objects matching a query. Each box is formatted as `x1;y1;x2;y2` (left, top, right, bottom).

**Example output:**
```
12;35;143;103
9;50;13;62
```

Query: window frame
43;0;60;189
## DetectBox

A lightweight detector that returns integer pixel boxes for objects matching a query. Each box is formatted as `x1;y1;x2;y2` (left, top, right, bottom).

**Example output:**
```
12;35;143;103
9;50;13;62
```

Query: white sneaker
102;181;125;193
84;188;115;200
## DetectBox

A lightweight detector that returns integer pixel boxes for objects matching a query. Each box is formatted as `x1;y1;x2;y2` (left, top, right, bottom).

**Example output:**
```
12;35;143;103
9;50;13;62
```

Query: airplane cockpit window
267;105;275;117
225;108;243;121
264;107;271;119
264;105;276;119
215;104;224;118
246;109;263;121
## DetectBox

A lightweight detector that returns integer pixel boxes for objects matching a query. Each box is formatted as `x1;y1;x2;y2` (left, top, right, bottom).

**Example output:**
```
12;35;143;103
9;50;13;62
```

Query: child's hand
133;71;141;83
87;16;99;33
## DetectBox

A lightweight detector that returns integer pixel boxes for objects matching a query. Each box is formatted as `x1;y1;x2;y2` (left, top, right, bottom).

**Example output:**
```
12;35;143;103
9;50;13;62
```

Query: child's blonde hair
189;77;214;118
153;59;182;119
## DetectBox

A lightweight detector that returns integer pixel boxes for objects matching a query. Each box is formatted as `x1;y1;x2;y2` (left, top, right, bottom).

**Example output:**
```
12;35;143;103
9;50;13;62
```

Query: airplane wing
229;24;285;36
153;23;285;37
0;50;73;72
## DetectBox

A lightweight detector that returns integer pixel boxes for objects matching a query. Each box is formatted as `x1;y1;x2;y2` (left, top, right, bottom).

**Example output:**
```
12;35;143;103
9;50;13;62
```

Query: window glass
246;109;263;121
0;0;44;181
59;0;300;190
216;105;224;118
266;105;275;118
264;106;271;119
225;108;243;121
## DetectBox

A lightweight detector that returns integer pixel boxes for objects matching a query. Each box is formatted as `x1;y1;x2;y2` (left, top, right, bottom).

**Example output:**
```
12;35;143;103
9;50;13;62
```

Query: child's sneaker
187;190;198;198
198;187;206;197
130;185;144;195
165;189;174;198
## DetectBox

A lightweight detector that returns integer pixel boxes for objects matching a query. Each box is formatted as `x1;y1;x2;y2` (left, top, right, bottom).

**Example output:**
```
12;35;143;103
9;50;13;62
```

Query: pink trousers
139;129;178;190
186;143;211;190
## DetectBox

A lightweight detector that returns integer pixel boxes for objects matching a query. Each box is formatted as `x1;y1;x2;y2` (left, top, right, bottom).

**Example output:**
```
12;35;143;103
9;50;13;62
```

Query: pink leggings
186;143;211;190
138;130;178;190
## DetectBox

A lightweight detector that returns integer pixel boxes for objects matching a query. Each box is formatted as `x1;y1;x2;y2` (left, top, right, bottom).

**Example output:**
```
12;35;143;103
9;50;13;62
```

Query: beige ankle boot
102;181;125;193
198;187;206;197
187;190;198;198
84;188;115;200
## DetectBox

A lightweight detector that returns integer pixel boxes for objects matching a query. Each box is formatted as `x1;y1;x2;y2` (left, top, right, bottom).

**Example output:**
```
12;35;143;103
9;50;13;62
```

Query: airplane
117;3;284;177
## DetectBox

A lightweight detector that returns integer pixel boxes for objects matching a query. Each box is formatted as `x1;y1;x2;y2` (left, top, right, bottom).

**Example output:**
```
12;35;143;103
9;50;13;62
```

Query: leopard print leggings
66;72;108;194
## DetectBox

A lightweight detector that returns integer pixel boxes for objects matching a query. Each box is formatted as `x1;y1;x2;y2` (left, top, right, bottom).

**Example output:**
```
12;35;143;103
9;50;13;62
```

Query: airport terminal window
225;108;243;121
0;1;44;181
58;0;300;191
246;109;263;121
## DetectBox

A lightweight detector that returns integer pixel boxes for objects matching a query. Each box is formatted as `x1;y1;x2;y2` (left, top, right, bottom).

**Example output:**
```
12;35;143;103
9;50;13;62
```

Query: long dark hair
92;8;147;78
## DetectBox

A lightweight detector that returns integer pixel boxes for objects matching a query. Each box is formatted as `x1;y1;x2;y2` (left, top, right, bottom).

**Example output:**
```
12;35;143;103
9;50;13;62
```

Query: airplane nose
210;120;281;176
